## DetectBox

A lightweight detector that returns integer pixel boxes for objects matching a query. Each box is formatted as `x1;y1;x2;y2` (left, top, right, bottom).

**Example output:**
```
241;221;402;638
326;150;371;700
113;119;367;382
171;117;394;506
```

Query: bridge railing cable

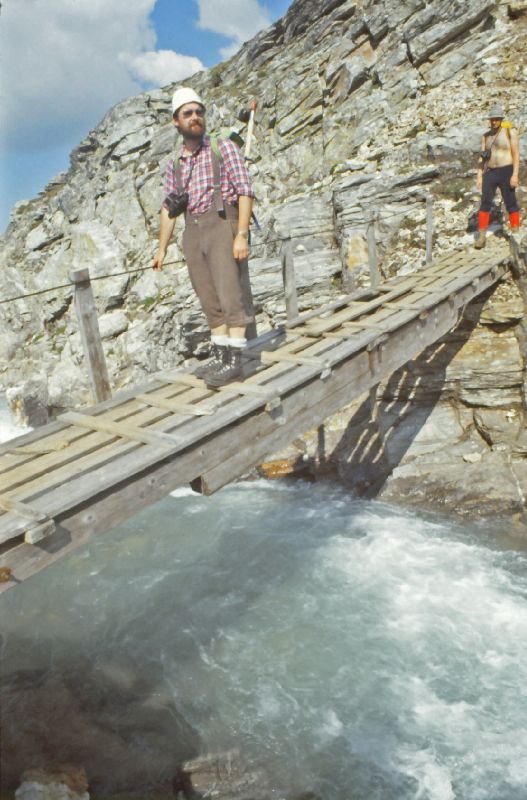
1;193;436;403
0;193;434;307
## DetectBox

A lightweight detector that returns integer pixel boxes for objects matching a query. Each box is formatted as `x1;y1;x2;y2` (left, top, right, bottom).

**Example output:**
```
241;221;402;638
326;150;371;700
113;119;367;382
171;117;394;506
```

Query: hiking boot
474;229;486;249
206;346;244;388
194;343;227;380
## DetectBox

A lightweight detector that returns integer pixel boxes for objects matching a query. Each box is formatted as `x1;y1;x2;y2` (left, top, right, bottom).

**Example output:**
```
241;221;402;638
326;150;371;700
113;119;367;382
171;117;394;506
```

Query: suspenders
211;146;225;214
175;141;225;216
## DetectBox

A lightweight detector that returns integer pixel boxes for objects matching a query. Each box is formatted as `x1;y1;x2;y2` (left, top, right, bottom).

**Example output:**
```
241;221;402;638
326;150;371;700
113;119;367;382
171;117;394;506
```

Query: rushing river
1;401;527;799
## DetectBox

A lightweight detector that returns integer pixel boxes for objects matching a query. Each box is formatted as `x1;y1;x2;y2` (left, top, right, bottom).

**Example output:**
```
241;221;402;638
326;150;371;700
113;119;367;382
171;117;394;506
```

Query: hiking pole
245;99;257;159
241;99;259;339
244;100;261;230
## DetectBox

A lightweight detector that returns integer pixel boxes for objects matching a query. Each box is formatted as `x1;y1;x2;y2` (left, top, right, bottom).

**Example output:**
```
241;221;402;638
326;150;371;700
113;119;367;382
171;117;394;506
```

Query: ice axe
243;100;261;230
245;99;257;159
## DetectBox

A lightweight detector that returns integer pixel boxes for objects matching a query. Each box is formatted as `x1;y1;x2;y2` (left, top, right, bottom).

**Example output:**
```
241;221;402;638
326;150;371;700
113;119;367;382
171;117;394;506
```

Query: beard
178;121;204;141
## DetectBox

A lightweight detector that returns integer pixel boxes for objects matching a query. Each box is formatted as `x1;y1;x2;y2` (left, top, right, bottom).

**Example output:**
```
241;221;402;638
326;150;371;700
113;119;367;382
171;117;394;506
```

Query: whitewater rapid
1;401;526;799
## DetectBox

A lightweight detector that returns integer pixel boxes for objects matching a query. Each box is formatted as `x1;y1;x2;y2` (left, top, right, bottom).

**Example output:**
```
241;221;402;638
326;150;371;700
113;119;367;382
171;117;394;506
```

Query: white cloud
0;0;157;154
122;50;205;86
197;0;271;58
0;0;276;158
0;0;203;156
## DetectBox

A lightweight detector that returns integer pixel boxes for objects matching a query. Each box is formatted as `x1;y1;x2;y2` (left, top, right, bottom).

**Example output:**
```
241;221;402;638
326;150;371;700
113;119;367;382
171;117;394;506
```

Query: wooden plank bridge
0;239;511;592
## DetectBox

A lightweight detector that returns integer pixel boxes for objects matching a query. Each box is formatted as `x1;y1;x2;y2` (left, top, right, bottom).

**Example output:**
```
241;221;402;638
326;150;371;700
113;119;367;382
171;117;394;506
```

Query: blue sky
0;0;291;233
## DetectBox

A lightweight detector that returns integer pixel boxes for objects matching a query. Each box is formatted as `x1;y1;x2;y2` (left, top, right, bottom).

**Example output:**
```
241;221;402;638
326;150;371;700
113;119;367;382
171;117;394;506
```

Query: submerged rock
175;750;270;799
15;766;89;800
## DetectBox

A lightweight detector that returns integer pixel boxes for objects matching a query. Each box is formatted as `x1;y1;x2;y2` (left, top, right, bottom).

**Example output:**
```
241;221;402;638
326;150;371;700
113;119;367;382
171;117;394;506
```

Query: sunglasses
181;107;205;119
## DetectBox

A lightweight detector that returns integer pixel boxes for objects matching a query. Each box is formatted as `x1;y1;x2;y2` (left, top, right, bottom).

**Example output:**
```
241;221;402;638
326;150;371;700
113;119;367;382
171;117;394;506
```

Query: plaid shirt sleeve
218;139;255;198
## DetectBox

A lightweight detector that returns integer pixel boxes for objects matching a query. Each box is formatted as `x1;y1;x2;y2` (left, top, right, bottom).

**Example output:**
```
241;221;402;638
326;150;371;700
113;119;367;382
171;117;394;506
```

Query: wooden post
70;268;112;403
367;211;380;291
425;194;434;265
281;237;299;323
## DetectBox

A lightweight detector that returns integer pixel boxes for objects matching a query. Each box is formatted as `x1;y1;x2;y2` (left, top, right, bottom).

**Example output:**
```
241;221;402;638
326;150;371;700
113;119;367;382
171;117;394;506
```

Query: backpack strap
209;136;225;214
174;158;184;192
486;125;513;153
212;133;261;229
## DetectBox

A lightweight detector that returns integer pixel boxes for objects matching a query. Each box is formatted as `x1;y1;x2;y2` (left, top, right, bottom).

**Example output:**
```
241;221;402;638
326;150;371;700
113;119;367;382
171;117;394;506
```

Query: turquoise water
1;476;527;799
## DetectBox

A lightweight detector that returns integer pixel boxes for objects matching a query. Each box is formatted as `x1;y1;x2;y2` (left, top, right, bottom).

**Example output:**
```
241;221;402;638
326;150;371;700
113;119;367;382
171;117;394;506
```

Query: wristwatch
237;230;249;238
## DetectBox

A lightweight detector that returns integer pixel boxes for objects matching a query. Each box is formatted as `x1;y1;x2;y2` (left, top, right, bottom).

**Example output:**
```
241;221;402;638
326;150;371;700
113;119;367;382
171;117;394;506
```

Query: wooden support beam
70;268;112;403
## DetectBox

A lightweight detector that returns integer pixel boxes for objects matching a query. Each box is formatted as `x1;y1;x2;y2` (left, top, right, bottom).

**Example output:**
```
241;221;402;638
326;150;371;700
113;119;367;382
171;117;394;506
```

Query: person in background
475;104;520;249
152;87;255;387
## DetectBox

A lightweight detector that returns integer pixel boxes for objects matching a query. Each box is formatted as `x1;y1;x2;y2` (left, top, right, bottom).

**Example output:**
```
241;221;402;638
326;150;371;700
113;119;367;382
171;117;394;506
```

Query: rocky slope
1;0;527;520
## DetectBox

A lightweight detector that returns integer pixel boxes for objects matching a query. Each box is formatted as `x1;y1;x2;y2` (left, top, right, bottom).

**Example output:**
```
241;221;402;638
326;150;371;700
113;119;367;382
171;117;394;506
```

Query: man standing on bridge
152;87;255;387
475;104;521;249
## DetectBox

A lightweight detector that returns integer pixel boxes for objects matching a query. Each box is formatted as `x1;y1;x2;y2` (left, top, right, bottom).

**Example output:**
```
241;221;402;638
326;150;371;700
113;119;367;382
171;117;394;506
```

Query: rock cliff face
1;0;526;519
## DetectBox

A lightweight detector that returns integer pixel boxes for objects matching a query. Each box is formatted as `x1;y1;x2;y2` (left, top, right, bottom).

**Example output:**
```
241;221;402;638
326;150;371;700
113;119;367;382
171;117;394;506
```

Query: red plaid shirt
164;136;254;215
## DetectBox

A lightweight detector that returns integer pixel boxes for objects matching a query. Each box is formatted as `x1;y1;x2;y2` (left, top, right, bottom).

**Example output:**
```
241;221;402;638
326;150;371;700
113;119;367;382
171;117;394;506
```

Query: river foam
0;394;29;443
1;477;526;798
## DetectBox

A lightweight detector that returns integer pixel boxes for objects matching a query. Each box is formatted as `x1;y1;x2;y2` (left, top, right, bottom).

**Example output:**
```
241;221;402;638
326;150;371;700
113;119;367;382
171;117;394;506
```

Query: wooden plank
249;350;332;370
330;320;386;332
1;248;503;579
286;286;384;329
60;411;176;448
136;393;215;416
0;379;197;480
0;496;55;546
0;371;282;518
0;352;232;460
154;372;210;390
0;276;512;580
0;495;48;522
0;383;199;494
0;247;510;564
0;379;224;505
0;314;393;516
321;308;418;341
2;253;508;506
302;285;415;336
0;352;373;589
388;301;425;313
156;369;283;405
0;337;378;544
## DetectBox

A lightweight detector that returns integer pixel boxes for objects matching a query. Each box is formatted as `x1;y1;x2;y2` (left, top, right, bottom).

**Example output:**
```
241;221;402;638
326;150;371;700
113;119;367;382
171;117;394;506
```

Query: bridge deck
0;241;510;591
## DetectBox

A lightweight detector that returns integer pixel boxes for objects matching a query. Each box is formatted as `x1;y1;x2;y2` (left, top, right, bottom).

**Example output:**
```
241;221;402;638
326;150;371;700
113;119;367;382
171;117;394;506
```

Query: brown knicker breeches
182;203;254;329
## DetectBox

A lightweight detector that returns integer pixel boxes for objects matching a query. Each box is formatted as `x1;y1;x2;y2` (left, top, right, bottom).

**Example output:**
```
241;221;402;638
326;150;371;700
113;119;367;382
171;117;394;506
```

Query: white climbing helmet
171;87;205;116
